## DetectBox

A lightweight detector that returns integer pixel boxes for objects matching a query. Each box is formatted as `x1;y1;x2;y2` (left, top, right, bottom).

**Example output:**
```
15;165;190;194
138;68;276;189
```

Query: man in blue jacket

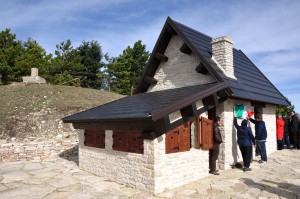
249;112;267;164
233;116;256;171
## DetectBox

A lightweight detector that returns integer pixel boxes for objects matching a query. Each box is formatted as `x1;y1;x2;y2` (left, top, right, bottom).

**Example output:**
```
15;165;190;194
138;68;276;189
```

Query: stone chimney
211;36;235;79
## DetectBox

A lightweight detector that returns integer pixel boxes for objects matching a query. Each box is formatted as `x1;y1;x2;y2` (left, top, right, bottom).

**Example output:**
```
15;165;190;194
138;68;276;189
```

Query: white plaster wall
147;35;216;92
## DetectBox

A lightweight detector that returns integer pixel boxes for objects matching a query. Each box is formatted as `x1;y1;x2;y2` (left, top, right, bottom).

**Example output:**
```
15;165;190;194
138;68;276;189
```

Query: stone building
63;17;289;194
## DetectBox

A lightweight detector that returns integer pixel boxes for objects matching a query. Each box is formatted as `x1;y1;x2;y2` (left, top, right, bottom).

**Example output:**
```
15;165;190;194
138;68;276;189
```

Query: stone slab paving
0;150;299;199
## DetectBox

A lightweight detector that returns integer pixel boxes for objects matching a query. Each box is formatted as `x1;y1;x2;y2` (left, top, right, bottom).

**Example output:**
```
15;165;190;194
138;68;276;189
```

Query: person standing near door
249;112;268;164
209;116;223;175
289;111;299;149
233;115;255;171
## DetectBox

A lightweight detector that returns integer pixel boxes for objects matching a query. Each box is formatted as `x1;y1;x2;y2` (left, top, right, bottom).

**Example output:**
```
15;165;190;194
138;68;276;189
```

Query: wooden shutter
84;130;105;148
166;122;191;154
200;117;213;150
128;132;144;154
113;132;144;154
179;122;190;152
166;128;180;154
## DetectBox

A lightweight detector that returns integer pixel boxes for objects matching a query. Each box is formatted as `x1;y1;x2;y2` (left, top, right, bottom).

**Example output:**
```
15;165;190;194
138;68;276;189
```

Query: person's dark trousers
239;145;252;168
256;141;267;162
255;140;260;156
291;130;297;149
282;134;290;149
297;131;300;149
277;140;283;150
209;145;220;172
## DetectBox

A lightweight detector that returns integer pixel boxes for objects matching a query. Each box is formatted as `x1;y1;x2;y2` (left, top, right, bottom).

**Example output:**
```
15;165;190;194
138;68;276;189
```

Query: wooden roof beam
154;52;168;62
144;76;158;84
202;93;218;107
180;43;192;55
195;63;208;74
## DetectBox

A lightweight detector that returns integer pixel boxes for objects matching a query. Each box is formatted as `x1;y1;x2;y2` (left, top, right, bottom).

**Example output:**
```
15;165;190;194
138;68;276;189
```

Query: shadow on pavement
58;147;79;165
242;178;300;198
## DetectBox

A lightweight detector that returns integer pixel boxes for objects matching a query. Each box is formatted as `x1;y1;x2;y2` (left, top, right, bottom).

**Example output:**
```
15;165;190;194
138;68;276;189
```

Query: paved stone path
0;150;299;199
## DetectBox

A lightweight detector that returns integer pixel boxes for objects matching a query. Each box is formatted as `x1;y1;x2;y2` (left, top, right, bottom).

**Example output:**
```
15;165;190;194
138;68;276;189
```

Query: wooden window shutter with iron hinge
199;117;213;150
165;121;191;154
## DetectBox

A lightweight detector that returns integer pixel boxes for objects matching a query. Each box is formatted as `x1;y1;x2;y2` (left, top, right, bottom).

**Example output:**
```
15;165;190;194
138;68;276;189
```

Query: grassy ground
0;83;124;139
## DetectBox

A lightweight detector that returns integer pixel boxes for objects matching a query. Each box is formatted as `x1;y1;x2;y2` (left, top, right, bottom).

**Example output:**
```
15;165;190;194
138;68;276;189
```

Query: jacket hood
241;119;248;127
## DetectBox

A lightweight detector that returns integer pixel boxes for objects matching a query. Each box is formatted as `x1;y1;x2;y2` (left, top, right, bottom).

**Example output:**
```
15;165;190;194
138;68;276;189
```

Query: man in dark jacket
289;111;299;149
249;112;267;163
282;117;290;149
209;116;223;175
233;116;255;171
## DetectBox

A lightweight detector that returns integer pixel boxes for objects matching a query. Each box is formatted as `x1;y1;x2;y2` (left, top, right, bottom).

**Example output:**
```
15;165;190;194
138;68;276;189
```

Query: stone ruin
22;68;46;84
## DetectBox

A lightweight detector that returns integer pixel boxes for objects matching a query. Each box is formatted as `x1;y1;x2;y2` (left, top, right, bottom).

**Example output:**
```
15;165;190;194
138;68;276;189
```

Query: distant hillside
0;83;124;141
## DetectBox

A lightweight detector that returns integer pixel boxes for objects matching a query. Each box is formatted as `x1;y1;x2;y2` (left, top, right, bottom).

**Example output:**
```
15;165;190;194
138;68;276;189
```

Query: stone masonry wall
0;139;78;162
147;35;216;92
78;130;157;193
79;125;211;194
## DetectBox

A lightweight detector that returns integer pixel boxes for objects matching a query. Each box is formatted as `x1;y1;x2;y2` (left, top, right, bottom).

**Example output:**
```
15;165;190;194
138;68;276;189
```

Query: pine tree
50;39;83;86
0;29;23;84
110;40;149;95
77;41;103;89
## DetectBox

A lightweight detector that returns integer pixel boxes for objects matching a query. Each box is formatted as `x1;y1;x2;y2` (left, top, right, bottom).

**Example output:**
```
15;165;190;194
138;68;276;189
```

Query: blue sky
1;0;299;113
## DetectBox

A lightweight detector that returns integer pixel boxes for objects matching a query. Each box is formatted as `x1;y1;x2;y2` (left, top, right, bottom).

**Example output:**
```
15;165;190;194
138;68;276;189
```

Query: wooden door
200;117;213;150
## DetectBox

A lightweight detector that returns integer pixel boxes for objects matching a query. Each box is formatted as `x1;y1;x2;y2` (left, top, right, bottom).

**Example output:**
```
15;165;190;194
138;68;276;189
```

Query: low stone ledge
0;139;78;162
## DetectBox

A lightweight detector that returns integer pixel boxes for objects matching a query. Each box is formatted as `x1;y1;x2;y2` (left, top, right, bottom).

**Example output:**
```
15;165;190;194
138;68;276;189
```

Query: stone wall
0;139;78;162
78;130;157;193
147;35;216;92
79;119;211;194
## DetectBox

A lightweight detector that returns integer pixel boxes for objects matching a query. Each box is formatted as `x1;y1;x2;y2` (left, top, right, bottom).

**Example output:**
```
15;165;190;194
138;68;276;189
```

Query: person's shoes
260;161;267;164
243;167;252;172
209;171;220;175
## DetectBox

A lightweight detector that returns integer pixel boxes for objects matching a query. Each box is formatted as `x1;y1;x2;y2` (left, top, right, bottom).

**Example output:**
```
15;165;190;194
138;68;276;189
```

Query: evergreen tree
0;29;23;84
77;41;103;89
14;38;52;81
50;39;83;86
102;53;117;92
276;97;294;117
110;40;149;95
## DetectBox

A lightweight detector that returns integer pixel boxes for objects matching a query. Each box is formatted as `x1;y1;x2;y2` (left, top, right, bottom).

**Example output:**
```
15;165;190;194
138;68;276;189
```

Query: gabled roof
135;17;289;106
63;82;228;123
64;16;289;131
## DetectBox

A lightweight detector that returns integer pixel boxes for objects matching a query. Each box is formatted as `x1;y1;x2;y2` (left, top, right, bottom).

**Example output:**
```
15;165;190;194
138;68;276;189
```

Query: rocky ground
0;149;299;198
